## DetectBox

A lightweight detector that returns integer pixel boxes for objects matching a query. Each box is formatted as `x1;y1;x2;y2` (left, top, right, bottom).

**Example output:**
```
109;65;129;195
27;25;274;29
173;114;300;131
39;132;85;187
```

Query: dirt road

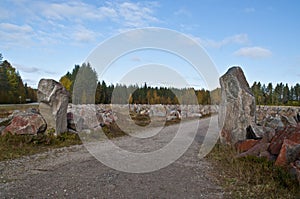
0;117;223;198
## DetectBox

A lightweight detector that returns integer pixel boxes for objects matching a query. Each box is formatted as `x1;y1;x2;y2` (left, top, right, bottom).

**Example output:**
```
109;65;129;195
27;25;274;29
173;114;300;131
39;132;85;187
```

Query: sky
0;0;299;89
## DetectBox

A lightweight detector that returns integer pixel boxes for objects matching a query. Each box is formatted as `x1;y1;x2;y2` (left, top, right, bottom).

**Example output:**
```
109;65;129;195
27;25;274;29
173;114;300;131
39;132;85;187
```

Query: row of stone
0;104;219;136
0;79;219;135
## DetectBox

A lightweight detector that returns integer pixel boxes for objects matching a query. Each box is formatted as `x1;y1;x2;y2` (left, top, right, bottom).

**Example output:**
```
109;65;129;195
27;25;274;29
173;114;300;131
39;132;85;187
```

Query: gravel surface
0;117;223;198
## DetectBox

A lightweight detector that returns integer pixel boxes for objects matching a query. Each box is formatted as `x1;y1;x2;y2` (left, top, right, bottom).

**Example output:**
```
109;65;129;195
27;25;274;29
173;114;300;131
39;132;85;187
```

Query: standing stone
37;79;69;135
218;67;256;145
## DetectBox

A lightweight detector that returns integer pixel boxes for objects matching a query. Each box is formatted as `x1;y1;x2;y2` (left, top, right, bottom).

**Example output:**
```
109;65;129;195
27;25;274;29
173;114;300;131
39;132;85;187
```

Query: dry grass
206;142;300;198
0;104;39;118
0;132;82;161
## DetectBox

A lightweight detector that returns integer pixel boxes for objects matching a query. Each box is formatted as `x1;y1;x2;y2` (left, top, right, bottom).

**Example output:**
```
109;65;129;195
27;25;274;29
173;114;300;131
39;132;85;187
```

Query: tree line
1;55;299;106
0;54;37;104
251;81;300;106
60;63;215;105
60;63;300;106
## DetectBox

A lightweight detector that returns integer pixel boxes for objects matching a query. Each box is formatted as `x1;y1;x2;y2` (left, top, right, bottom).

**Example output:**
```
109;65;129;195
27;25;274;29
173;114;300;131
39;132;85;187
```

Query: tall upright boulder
37;79;69;135
218;67;256;145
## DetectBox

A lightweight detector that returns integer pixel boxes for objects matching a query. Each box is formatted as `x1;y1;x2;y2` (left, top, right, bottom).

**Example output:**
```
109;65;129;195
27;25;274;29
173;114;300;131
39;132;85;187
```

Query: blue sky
0;0;299;89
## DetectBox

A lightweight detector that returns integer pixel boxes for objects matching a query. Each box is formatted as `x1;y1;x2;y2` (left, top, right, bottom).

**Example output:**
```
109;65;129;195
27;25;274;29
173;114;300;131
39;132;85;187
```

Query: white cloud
117;2;159;27
14;63;56;75
0;23;34;46
99;6;118;18
174;8;191;17
0;7;12;19
244;7;255;13
0;23;33;33
189;34;249;48
40;1;106;21
23;78;37;86
36;1;159;28
0;1;160;47
234;46;272;59
72;26;97;43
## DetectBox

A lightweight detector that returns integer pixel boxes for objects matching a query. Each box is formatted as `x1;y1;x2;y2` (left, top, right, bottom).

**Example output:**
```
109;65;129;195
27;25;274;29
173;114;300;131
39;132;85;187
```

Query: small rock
236;142;270;158
166;110;181;121
269;126;300;155
235;139;259;153
264;116;284;130
275;139;300;167
281;115;297;127
252;125;275;142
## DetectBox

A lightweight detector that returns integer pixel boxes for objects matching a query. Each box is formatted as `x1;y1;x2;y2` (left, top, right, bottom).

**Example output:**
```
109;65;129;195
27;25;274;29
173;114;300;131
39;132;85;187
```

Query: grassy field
0;132;82;161
206;142;300;199
0;104;39;118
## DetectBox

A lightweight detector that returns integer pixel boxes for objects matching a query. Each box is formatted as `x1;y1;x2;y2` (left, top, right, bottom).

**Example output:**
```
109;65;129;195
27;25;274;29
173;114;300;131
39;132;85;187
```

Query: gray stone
67;104;100;132
166;110;181;121
219;66;256;145
37;79;69;135
0;117;12;127
264;116;284;129
281;115;297;127
252;125;275;142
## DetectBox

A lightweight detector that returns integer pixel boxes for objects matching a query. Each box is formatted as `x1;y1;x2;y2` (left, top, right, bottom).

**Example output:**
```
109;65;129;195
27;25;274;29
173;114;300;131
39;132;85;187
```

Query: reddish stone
275;139;300;167
235;139;259;153
3;113;46;135
269;126;300;155
236;142;270;158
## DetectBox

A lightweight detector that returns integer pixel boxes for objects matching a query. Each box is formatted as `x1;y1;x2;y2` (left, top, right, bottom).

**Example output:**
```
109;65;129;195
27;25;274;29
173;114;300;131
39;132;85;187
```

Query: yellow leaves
59;76;72;92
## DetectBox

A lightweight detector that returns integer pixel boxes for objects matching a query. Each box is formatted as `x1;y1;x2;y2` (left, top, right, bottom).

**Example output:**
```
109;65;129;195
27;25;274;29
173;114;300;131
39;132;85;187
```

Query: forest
251;81;300;106
0;54;37;104
0;54;299;106
60;63;300;106
60;63;213;105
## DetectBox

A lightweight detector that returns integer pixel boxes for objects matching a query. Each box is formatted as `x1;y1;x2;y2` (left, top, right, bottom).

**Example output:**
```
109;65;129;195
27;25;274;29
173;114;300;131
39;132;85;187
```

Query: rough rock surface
256;106;300;127
67;104;99;132
269;126;300;155
37;79;69;135
236;142;270;158
219;66;256;145
2;110;46;135
67;104;117;132
275;139;300;167
166;110;181;121
235;139;259;153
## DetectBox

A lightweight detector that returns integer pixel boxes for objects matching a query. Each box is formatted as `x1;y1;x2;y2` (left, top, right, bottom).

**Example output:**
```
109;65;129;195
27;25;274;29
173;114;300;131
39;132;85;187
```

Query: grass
0;104;39;118
0;132;82;161
206;142;300;199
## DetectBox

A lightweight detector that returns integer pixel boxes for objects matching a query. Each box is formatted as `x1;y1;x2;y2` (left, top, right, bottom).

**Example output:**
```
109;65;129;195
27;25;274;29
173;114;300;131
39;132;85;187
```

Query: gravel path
0;117;223;198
